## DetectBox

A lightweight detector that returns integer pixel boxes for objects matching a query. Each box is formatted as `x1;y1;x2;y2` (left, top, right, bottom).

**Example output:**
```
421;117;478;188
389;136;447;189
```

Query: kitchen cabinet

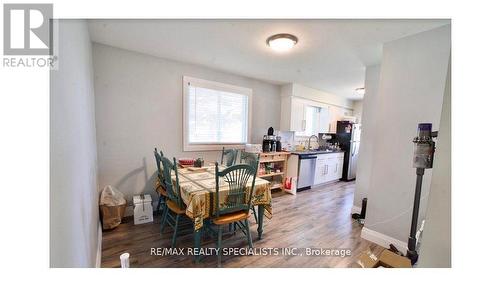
281;96;306;132
281;96;331;134
328;106;354;133
329;153;344;182
328;153;344;181
281;83;355;134
290;97;306;132
314;156;327;185
318;107;331;133
313;153;344;185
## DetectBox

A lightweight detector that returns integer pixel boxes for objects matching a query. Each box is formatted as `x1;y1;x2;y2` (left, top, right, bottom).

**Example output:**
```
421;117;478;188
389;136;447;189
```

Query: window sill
183;143;247;152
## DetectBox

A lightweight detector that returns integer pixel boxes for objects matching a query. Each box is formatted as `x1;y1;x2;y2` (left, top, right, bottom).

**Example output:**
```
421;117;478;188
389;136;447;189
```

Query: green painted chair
159;156;188;248
220;147;238;167
239;151;261;223
213;163;256;267
153;148;167;214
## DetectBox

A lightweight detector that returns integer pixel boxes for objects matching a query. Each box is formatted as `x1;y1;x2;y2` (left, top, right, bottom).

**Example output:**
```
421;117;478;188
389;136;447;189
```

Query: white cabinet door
328;106;342;133
328;106;354;133
324;156;336;182
318;107;331;133
314;154;330;185
314;158;326;185
290;98;306;132
334;154;344;180
320;153;344;182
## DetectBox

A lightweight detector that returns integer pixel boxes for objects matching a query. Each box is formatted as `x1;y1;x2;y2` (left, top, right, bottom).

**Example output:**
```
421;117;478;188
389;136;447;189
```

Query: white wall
50;20;99;267
352;100;363;123
92;43;281;206
352;65;380;212
418;60;451;268
281;83;354;110
361;25;451;248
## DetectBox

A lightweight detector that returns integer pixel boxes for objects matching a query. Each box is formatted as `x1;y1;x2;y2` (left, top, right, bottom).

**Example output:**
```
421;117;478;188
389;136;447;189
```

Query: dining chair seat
212;211;250;225
166;200;186;215
155;183;167;197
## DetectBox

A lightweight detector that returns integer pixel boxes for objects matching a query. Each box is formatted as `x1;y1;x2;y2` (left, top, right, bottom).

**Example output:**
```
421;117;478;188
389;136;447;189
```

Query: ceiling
88;19;449;100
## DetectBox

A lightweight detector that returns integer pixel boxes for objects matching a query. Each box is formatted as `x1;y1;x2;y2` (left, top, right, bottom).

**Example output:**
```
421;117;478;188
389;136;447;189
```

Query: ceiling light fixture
355;87;365;95
266;33;298;52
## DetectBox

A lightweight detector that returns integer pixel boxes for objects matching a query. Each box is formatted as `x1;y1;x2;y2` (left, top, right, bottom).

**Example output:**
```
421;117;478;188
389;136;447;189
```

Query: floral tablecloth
156;165;272;230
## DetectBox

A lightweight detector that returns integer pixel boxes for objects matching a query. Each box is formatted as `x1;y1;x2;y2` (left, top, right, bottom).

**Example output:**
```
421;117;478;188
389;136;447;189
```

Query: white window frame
183;76;253;152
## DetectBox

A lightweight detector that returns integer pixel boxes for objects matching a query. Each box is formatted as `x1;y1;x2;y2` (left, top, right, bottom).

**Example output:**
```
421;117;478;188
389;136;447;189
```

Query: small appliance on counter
318;133;339;151
262;127;280;153
276;136;282;152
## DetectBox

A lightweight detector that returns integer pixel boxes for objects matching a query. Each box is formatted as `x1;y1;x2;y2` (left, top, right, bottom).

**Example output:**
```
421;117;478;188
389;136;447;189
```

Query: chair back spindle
154;148;165;184
239;151;260;171
221;147;238;167
214;163;256;217
160;156;183;208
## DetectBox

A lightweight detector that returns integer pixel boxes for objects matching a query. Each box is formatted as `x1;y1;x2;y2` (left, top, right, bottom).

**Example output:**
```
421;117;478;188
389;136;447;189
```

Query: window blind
187;84;249;144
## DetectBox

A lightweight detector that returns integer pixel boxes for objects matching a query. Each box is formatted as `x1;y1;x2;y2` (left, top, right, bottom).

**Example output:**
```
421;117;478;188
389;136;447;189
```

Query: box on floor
357;249;412;268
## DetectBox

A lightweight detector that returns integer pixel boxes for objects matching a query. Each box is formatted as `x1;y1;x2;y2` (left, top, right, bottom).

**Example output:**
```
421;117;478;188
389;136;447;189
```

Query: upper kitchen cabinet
280;83;354;134
280;96;330;135
328;106;355;133
280;96;306;132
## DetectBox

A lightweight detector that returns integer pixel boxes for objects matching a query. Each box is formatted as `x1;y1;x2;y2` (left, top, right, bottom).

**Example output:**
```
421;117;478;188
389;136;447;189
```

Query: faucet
307;135;319;151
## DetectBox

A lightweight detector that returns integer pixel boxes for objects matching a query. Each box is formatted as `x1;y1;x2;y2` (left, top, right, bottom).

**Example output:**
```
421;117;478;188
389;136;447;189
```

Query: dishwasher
297;154;317;191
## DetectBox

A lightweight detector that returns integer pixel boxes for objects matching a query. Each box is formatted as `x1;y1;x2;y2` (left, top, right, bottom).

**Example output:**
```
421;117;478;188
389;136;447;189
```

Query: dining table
156;163;273;259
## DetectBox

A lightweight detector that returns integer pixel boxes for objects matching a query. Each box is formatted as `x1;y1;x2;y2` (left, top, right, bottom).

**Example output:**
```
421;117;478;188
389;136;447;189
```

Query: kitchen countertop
291;150;344;156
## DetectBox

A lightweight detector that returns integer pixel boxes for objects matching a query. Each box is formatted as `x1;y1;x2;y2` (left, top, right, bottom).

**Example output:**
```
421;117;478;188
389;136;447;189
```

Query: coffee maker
262;127;280;152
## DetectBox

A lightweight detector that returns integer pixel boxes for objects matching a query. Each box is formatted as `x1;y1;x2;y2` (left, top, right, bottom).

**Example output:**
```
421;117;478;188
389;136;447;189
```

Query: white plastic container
133;194;153;225
120;253;130;268
245;143;262;153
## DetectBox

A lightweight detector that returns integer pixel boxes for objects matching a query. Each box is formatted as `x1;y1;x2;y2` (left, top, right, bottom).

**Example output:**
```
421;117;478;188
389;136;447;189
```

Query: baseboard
95;222;102;268
361;227;407;253
351;205;362;214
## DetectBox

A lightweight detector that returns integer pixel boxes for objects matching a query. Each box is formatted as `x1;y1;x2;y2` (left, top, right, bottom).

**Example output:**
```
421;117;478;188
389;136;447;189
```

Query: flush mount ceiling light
266;33;298;52
355;87;365;95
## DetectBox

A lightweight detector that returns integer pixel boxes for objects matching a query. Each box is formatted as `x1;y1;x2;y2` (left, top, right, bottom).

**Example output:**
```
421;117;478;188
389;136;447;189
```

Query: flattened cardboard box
357;249;411;268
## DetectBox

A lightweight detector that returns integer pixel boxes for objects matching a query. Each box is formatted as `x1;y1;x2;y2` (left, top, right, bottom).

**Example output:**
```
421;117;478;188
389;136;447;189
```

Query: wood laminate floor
101;180;384;268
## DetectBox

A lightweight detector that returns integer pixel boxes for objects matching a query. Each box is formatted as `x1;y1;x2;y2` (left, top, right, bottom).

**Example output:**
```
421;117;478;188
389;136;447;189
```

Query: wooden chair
153;148;167;214
239;151;260;223
213;163;256;267
220;147;238;167
159;156;188;248
240;151;260;169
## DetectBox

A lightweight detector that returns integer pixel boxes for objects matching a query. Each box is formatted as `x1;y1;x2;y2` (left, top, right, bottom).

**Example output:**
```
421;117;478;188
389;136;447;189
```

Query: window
183;76;252;151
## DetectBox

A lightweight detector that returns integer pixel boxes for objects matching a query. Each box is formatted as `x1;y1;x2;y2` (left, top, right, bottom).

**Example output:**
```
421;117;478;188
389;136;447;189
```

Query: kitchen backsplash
278;130;319;151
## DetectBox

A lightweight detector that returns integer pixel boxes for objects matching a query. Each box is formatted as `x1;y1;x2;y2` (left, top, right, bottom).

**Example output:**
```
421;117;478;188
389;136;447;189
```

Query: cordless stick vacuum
406;123;438;265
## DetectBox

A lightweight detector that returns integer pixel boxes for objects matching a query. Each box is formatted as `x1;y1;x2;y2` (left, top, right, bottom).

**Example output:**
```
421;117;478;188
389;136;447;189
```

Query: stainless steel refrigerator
336;121;361;181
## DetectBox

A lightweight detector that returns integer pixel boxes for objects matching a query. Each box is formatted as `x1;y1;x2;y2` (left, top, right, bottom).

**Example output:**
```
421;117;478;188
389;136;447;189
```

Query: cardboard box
133;194;154;225
357;249;412;268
